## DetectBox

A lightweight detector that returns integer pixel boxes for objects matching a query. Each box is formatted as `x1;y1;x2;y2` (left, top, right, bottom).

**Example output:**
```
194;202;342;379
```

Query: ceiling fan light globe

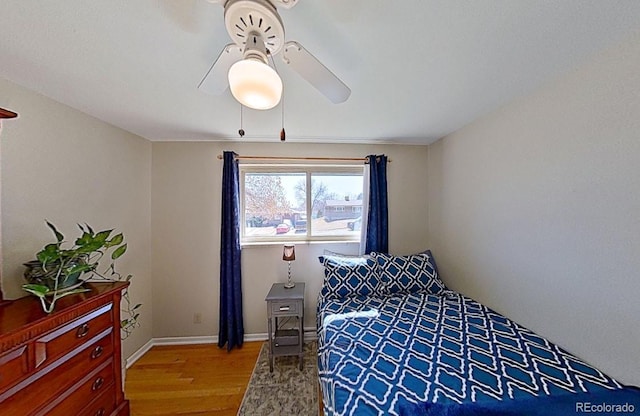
228;59;282;110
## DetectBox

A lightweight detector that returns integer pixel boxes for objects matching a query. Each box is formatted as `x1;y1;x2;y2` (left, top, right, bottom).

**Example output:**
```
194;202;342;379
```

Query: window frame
239;163;365;244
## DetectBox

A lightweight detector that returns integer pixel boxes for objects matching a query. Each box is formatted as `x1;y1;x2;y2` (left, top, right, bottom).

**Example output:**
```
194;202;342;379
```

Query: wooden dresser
0;282;130;416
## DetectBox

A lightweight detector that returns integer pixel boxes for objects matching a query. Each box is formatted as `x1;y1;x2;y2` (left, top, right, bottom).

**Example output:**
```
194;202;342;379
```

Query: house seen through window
240;165;364;243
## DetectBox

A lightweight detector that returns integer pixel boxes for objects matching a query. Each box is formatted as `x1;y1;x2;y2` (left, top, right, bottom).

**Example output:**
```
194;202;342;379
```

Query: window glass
311;173;363;237
241;166;364;243
244;172;305;238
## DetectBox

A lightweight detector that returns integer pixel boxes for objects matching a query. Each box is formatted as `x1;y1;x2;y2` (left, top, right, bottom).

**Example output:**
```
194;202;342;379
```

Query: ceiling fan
199;0;351;110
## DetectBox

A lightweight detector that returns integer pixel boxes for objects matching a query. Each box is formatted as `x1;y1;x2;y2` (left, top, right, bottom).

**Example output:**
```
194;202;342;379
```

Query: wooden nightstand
265;282;305;372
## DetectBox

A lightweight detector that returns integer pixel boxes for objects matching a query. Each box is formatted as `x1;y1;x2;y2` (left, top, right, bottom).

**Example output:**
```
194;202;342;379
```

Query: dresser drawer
0;328;114;415
42;358;115;416
0;345;29;393
269;300;301;316
34;303;113;369
82;384;117;416
0;282;129;416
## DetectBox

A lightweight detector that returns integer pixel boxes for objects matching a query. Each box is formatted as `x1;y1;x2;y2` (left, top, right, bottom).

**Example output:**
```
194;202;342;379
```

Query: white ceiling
1;1;639;145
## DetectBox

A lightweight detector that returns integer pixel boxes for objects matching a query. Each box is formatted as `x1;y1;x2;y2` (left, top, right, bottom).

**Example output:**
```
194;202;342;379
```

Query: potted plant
22;221;141;337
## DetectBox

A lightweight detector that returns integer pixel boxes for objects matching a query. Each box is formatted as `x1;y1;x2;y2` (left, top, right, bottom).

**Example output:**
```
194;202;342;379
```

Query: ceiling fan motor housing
199;0;350;106
224;0;286;55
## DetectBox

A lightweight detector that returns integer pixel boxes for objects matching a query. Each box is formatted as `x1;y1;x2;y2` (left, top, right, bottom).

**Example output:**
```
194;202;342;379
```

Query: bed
316;251;640;415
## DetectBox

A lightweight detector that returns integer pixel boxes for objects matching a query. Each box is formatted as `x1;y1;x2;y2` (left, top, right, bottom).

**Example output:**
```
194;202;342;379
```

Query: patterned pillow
372;251;446;295
319;255;382;299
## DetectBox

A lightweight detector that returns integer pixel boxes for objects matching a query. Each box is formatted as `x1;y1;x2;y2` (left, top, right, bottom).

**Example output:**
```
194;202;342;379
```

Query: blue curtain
219;151;244;350
365;154;388;254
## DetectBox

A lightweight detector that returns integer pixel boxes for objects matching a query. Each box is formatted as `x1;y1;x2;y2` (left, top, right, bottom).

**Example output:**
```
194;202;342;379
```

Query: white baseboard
244;332;268;341
153;335;218;346
126;339;154;369
304;327;318;341
126;327;318;369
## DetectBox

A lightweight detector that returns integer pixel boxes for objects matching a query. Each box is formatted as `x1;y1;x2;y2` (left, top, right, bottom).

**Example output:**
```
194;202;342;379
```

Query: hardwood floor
125;341;262;416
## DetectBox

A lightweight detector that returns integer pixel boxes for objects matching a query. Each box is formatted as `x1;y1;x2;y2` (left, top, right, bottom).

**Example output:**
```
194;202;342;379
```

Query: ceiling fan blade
282;41;351;104
198;43;243;95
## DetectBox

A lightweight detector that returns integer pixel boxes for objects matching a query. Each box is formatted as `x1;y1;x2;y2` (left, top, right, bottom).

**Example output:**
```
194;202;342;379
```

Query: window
240;165;365;243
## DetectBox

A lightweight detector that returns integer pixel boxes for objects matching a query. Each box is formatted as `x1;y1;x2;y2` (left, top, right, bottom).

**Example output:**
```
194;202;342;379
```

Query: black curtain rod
216;155;391;163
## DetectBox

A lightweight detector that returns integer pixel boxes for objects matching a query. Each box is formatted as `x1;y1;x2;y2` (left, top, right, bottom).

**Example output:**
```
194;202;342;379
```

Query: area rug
238;341;319;416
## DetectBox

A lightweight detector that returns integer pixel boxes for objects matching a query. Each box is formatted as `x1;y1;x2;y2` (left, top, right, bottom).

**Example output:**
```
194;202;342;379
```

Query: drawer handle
95;408;105;416
76;323;90;338
90;345;104;359
92;376;105;391
279;306;290;311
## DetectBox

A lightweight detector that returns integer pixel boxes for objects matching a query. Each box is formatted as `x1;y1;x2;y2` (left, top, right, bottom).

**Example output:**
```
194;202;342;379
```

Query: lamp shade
282;245;296;261
228;58;283;110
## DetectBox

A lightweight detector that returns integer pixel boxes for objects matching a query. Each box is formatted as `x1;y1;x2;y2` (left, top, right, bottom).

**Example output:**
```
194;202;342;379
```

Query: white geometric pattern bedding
317;291;623;416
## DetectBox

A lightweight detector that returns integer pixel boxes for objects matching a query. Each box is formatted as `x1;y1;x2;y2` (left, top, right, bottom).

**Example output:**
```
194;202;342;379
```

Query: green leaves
27;221;130;286
24;221;140;334
95;230;113;242
111;243;127;260
106;233;124;247
46;220;64;242
23;284;49;298
37;243;62;265
65;263;95;276
74;228;113;253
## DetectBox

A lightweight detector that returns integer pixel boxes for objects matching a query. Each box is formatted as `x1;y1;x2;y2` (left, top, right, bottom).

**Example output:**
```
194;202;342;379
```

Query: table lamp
282;245;296;289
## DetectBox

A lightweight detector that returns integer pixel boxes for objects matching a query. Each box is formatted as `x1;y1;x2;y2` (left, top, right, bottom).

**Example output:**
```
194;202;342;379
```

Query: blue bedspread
400;386;640;416
317;291;640;415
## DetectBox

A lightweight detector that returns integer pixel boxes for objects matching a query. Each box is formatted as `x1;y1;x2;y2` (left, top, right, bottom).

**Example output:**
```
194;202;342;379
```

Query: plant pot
23;260;84;291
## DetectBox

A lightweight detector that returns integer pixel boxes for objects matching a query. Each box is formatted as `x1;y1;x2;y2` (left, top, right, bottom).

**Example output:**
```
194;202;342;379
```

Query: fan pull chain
238;103;245;138
269;52;286;142
280;87;286;142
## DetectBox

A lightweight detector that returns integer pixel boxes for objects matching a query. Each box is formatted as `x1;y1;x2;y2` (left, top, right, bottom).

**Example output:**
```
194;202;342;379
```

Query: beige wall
0;78;152;359
6;27;636;390
427;32;640;385
0;74;430;357
151;142;429;338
